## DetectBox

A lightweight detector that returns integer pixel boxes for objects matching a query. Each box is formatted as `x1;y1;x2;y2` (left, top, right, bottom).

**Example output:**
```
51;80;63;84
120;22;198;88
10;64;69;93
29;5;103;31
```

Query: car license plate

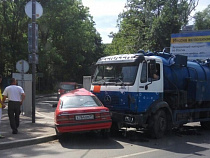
75;114;94;120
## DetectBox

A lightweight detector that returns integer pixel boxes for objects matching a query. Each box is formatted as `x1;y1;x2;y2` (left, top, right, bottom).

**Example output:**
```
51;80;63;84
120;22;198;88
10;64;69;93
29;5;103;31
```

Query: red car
57;82;82;100
54;88;112;137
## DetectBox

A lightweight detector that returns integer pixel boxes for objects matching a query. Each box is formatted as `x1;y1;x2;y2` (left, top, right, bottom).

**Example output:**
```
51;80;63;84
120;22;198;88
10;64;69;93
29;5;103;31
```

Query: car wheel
55;127;63;139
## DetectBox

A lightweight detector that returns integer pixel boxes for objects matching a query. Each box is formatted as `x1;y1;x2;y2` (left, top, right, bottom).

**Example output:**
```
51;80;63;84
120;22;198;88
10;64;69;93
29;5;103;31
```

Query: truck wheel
200;121;210;130
148;109;167;139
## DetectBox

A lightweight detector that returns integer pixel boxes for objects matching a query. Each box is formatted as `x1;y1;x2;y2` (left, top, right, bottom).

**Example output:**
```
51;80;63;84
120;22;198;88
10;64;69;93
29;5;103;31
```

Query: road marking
36;111;54;119
112;149;160;158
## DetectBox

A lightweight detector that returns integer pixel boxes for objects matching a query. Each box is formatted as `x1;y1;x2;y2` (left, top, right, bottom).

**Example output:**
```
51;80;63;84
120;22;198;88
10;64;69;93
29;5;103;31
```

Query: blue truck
90;51;210;138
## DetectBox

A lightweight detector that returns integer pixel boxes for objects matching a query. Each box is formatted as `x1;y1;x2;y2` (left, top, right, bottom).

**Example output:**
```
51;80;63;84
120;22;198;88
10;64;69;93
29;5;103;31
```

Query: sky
82;0;210;44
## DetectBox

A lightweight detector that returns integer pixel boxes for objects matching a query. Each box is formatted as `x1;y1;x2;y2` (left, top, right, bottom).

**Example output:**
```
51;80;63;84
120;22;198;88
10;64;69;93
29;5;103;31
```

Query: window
61;96;102;109
140;61;147;83
148;63;160;81
92;63;138;85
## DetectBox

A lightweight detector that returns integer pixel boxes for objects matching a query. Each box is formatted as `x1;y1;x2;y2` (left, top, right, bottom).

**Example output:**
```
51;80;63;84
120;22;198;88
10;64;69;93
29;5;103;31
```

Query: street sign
13;73;32;81
25;1;43;19
28;23;38;53
16;60;29;73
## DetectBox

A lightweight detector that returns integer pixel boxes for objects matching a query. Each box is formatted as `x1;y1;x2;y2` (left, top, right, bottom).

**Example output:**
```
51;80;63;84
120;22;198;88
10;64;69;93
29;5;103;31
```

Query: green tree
37;0;104;90
106;0;199;54
0;0;29;76
194;4;210;30
0;0;105;91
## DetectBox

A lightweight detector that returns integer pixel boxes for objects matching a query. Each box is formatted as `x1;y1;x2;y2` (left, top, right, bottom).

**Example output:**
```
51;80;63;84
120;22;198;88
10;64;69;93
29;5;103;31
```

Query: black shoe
12;130;18;134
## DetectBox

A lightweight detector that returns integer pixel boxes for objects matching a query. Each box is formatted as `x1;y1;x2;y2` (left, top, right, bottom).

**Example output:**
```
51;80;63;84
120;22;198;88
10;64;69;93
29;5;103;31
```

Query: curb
0;134;57;150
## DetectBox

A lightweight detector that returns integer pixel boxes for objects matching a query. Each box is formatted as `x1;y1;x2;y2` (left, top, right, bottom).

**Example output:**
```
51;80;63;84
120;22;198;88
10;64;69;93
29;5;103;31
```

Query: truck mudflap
110;111;148;128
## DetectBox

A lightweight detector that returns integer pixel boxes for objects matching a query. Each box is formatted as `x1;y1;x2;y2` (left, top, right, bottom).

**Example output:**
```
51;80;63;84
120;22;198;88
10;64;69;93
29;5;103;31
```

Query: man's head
10;78;17;85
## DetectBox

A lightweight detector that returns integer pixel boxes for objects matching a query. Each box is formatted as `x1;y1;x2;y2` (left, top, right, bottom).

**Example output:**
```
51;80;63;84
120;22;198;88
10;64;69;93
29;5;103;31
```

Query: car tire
55;127;63;139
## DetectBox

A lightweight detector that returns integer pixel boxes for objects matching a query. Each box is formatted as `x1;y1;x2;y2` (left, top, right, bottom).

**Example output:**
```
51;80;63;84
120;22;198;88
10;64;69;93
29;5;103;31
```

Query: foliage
194;4;210;30
0;0;105;91
0;0;29;75
105;0;199;54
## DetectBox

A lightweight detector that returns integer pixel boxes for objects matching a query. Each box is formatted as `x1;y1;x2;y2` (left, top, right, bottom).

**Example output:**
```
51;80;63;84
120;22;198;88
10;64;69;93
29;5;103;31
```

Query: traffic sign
25;1;43;19
28;23;38;53
16;60;29;73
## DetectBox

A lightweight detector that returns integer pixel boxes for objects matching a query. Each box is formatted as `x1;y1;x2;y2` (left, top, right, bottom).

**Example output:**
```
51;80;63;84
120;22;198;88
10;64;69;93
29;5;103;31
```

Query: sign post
25;0;43;123
31;0;36;123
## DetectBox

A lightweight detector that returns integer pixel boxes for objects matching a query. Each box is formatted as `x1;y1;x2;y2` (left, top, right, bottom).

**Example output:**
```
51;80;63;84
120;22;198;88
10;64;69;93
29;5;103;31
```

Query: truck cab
91;54;167;136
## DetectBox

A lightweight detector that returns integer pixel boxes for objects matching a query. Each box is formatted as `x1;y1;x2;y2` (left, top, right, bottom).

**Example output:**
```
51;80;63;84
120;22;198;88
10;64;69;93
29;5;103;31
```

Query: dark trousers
8;101;21;132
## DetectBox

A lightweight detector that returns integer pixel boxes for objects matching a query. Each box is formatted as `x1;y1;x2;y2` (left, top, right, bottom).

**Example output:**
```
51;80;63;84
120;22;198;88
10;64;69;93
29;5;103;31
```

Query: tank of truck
155;53;210;102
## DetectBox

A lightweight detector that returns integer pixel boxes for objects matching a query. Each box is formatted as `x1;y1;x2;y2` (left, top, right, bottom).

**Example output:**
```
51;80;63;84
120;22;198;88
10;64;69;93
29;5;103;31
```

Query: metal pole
32;0;36;123
21;60;24;115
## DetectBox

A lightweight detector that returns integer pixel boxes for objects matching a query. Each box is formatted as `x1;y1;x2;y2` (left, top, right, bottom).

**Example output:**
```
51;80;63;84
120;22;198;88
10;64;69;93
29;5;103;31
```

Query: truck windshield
92;63;138;85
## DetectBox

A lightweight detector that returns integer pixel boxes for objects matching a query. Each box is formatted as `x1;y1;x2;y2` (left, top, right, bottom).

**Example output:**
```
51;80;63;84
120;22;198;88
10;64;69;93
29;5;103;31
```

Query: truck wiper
93;79;107;85
115;78;125;86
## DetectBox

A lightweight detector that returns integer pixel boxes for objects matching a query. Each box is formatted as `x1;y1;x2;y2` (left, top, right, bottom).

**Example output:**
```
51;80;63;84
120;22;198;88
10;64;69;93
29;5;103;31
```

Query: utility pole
32;0;36;123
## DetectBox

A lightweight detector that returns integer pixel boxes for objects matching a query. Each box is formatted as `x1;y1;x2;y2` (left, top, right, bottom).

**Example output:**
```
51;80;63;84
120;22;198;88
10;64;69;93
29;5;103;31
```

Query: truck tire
148;109;167;138
200;121;210;130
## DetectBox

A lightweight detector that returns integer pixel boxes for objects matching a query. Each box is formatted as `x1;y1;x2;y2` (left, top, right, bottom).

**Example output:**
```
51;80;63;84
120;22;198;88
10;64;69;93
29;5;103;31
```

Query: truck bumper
110;111;148;128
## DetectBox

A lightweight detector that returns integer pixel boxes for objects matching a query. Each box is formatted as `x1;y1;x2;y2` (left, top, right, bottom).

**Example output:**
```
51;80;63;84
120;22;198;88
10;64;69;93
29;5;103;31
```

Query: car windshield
61;96;102;109
60;84;75;90
92;63;138;85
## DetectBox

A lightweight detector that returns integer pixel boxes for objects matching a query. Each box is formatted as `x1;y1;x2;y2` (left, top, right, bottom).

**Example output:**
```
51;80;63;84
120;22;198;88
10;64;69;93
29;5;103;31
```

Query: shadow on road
59;132;124;149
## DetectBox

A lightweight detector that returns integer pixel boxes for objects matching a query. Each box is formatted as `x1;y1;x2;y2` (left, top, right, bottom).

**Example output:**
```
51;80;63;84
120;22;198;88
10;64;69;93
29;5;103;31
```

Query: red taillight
58;89;66;95
95;112;111;119
68;115;75;121
56;115;75;122
95;113;100;119
101;112;111;119
57;115;68;122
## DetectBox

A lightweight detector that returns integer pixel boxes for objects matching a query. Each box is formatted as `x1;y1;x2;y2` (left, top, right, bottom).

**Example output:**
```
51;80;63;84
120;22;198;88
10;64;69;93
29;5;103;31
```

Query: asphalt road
2;125;210;157
1;95;210;158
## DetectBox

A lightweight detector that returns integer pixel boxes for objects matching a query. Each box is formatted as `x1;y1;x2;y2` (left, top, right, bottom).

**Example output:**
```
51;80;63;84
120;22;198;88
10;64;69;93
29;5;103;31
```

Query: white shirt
3;85;25;102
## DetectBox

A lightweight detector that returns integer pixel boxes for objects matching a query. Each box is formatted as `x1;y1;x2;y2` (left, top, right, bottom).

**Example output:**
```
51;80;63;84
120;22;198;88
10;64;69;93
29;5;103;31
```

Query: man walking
2;78;25;134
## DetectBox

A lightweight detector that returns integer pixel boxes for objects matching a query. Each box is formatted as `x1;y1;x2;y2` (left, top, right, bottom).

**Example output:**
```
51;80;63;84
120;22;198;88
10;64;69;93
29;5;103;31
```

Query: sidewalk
0;94;57;150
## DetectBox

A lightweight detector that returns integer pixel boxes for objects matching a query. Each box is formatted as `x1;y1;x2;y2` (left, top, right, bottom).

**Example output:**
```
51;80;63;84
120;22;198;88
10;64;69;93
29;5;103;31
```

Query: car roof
61;88;95;97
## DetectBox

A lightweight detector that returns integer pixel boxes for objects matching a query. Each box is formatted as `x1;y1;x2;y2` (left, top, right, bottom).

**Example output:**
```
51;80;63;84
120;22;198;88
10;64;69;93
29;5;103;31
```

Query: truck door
138;60;163;113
